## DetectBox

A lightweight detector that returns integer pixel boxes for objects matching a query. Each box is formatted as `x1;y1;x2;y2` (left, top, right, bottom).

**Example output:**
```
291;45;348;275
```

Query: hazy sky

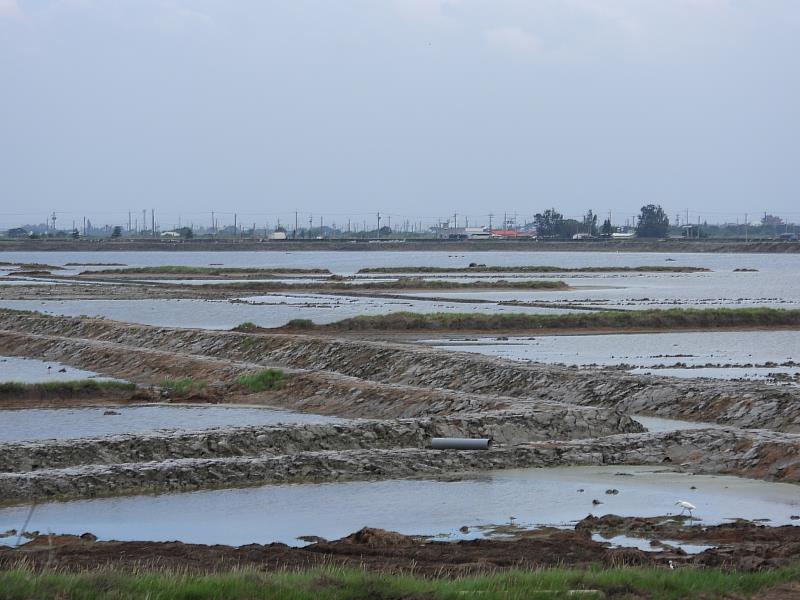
1;0;798;229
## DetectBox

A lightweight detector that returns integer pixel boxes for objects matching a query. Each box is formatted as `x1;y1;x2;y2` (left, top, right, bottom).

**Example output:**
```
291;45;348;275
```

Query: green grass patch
0;564;797;599
287;307;800;332
358;265;711;274
286;318;315;329
234;321;259;332
236;369;289;392
160;378;205;396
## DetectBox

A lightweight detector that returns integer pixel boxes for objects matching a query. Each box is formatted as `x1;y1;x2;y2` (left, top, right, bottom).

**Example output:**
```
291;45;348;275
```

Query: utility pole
128;211;132;232
151;209;155;237
142;210;147;234
376;212;381;239
50;212;56;231
308;214;313;238
295;211;298;239
745;213;748;242
488;213;494;232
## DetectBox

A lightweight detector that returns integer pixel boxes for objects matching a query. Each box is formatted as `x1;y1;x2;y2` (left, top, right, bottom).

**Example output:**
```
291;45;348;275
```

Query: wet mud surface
4;518;800;575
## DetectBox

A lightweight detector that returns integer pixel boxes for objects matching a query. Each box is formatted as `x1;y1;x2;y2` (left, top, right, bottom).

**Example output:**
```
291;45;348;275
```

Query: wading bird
675;500;696;517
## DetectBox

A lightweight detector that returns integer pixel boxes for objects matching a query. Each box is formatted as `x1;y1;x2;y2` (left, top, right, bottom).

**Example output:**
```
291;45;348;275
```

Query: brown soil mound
334;527;417;547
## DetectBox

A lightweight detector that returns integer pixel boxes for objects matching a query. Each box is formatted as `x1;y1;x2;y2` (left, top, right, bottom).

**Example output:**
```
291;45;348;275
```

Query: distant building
491;229;533;239
160;231;181;238
433;226;492;240
268;231;287;241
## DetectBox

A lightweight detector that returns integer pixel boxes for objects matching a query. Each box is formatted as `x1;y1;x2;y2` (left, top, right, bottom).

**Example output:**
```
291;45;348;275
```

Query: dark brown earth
3;520;799;575
0;385;154;410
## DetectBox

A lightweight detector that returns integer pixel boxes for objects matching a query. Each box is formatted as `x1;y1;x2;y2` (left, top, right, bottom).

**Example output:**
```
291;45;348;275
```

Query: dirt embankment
0;278;572;302
2;311;799;502
0;329;635;433
3;428;799;503
5;518;800;575
0;409;640;474
2;311;795;432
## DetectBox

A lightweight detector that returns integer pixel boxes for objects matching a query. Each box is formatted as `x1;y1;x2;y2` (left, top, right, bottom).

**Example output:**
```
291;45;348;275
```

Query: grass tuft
160;378;205;397
286;318;315;329
236;369;289;392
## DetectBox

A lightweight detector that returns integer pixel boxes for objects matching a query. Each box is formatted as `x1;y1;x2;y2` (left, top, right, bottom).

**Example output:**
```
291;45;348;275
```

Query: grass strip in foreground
282;307;800;332
0;565;797;599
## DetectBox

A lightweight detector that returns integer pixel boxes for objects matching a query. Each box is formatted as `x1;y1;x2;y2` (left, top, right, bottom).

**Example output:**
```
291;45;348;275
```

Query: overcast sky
1;0;798;229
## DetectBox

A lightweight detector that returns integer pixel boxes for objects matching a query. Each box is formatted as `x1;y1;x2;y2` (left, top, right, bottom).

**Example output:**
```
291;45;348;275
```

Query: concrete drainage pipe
430;437;492;450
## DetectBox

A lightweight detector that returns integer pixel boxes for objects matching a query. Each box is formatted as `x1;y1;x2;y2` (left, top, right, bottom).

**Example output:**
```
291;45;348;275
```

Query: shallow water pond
0;295;565;329
425;330;800;381
632;416;720;433
0;404;343;442
0;356;115;384
1;249;797;274
1;466;797;547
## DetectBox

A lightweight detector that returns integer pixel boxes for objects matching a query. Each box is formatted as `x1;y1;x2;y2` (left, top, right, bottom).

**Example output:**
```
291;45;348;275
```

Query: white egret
675;500;696;517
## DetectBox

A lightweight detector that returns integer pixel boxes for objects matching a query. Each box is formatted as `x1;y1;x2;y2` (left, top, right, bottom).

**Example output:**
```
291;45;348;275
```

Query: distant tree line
532;205;668;239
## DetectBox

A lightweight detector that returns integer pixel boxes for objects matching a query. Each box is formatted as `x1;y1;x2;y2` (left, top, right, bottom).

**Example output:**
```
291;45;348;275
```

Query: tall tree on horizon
636;205;670;238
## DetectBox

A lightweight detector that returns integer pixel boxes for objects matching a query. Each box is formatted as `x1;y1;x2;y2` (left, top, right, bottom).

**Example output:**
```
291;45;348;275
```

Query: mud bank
2;311;797;431
6;518;800;575
0;409;641;474
0;381;145;409
0;328;630;426
2;428;799;503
